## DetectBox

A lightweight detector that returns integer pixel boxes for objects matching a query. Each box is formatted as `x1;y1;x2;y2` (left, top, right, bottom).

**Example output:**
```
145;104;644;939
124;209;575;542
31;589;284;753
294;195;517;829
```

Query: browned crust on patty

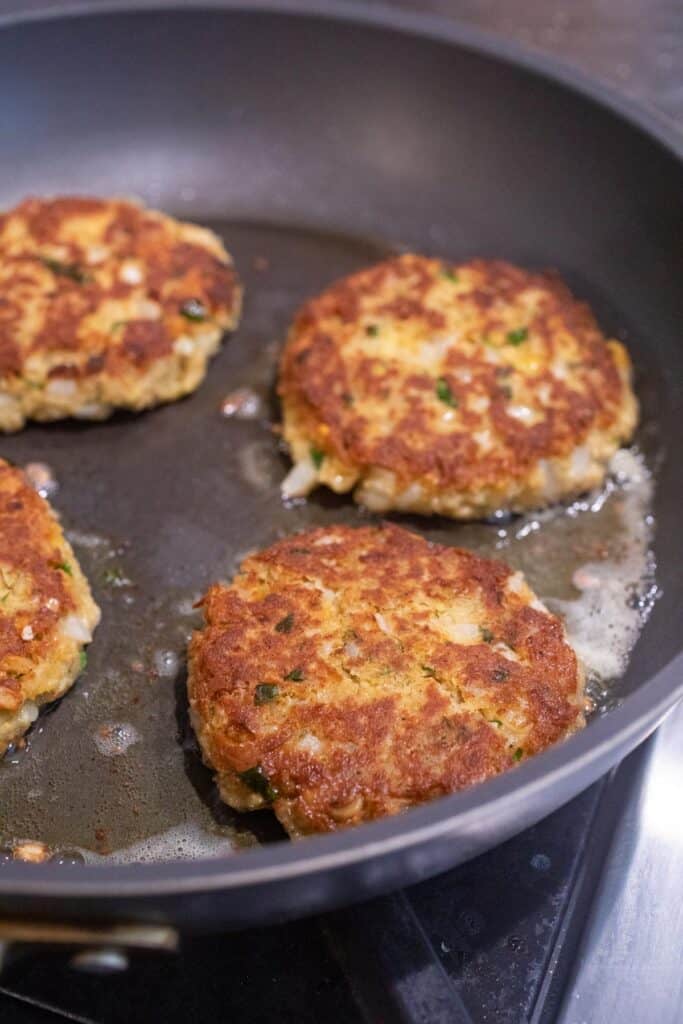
0;458;100;749
278;255;637;516
0;196;242;428
188;524;584;836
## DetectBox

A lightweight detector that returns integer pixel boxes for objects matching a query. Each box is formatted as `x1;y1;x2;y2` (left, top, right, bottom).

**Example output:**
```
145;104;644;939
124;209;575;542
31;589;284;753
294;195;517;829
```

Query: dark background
3;0;682;126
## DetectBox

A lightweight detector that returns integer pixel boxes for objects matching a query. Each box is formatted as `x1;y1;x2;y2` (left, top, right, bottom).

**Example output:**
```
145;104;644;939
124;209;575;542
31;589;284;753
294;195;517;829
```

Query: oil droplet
23;462;58;498
153;650;179;678
220;388;263;420
94;722;140;757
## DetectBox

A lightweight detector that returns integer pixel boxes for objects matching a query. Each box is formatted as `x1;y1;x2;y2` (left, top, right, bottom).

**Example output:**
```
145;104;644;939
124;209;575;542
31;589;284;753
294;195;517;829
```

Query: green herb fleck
421;665;437;678
441;268;458;283
40;256;91;284
480;627;494;644
499;385;513;400
284;667;304;681
492;668;509;682
110;320;129;333
103;566;128;587
490;718;503;727
275;612;294;634
435;377;458;408
53;561;72;576
79;650;88;671
254;683;279;706
341;392;354;407
310;446;325;470
180;298;208;322
365;323;379;337
513;747;524;761
507;327;528;346
237;765;278;802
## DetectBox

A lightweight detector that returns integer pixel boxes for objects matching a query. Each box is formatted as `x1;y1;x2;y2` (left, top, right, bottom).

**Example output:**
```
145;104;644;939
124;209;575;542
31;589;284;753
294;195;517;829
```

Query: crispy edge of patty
278;255;638;518
0;458;100;753
187;523;585;836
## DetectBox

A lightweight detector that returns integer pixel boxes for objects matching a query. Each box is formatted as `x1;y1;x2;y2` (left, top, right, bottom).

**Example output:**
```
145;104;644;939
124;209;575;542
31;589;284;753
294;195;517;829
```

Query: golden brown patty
188;524;584;836
0;458;100;753
279;255;637;518
0;196;242;431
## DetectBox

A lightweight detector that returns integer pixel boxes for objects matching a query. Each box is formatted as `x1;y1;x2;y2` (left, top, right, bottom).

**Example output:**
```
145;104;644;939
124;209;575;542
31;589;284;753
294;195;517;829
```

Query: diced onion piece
174;337;195;356
297;733;322;755
46;379;77;398
374;612;392;635
119;261;143;284
281;458;318;498
60;614;92;643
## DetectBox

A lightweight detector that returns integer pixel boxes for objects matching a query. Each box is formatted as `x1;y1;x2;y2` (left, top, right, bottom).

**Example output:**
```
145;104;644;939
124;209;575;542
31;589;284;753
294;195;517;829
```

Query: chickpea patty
279;255;637;518
0;458;100;754
188;524;584;836
0;196;242;431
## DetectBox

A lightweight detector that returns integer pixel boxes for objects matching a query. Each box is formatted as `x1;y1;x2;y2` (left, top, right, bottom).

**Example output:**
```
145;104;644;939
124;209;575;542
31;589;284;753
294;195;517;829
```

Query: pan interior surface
0;7;681;880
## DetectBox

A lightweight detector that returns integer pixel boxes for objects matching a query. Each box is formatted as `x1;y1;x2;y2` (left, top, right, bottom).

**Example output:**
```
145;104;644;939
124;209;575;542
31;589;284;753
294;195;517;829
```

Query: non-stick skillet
0;1;681;937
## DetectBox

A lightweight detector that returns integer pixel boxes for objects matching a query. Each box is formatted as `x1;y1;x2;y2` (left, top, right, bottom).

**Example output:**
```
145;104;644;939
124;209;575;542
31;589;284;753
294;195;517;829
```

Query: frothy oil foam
546;449;657;689
79;820;256;865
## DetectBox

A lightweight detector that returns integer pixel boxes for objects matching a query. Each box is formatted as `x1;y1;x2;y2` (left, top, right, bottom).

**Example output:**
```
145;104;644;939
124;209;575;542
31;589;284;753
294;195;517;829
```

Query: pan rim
0;0;681;897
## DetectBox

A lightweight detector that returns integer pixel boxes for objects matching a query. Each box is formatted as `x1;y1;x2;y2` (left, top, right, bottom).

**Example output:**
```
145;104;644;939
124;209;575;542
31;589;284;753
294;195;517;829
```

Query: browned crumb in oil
13;840;50;863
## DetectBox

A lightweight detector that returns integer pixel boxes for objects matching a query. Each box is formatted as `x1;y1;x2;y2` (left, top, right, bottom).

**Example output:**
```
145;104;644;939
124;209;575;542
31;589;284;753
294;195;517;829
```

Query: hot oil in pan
0;221;658;864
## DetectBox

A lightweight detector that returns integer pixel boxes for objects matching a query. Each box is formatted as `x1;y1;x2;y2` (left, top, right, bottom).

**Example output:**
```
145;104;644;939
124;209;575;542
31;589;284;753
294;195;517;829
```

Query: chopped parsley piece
284;667;304;681
490;718;503;727
435;377;458;408
79;650;88;671
40;257;91;284
492;668;509;682
480;627;494;643
441;268;458;282
103;566;128;587
53;561;72;576
507;327;528;346
180;298;208;322
310;446;325;469
254;683;279;706
110;320;129;333
341;392;354;407
275;612;294;634
237;765;278;802
513;747;524;761
365;323;379;337
421;665;437;678
499;384;513;400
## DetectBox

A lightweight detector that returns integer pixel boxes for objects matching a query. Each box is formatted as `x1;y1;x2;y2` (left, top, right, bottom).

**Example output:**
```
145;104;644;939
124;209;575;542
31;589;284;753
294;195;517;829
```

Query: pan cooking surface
0;219;659;864
0;9;678;925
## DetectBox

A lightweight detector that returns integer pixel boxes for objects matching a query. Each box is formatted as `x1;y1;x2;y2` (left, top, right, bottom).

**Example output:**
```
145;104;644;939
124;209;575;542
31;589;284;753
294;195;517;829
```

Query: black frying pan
0;1;681;933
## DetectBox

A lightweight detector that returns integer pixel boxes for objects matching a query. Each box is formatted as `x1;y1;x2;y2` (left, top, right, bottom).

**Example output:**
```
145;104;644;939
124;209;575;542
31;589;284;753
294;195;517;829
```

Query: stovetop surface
4;699;679;1024
0;770;609;1024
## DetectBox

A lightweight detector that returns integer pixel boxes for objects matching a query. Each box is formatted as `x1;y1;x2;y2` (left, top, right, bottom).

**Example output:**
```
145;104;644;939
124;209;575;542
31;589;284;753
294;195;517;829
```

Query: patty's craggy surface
188;524;585;836
279;255;638;518
0;196;242;431
0;459;100;753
